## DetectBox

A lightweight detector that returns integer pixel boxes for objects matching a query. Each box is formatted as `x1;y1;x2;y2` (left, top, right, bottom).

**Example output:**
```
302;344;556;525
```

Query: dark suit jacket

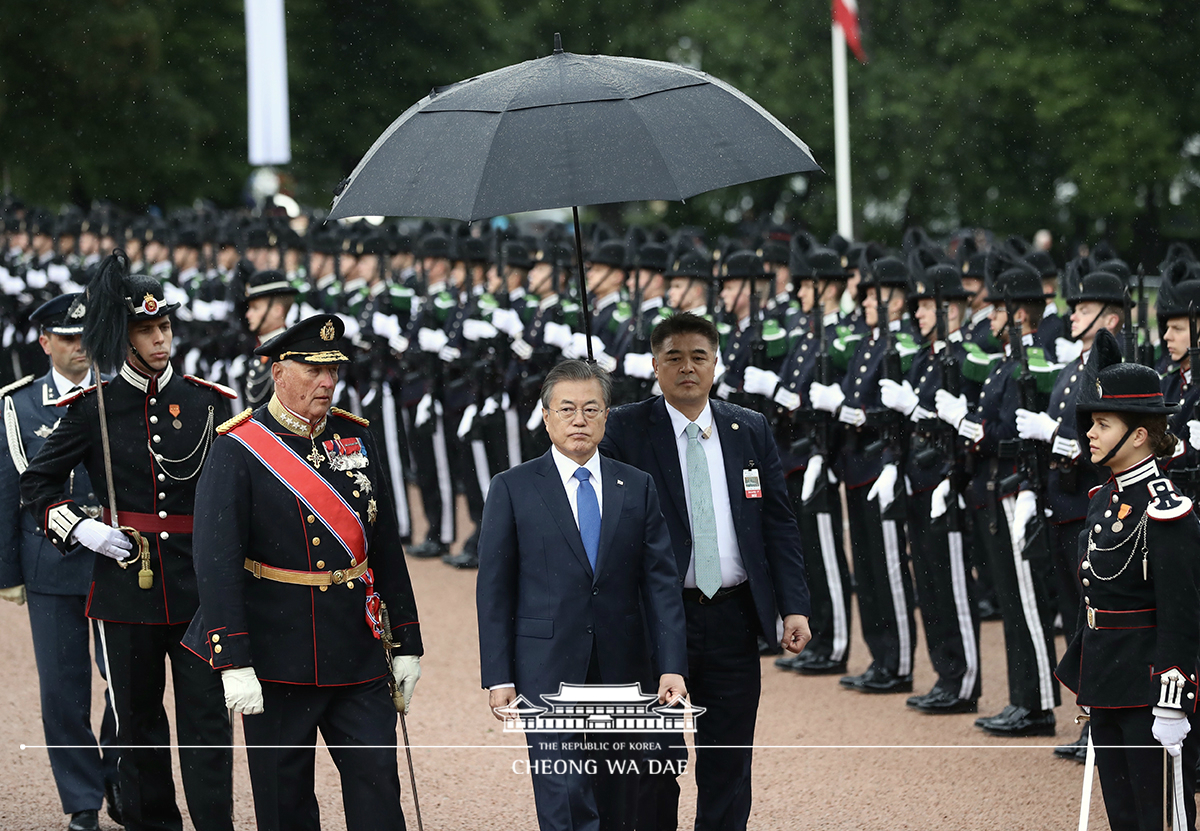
599;396;810;643
476;451;687;703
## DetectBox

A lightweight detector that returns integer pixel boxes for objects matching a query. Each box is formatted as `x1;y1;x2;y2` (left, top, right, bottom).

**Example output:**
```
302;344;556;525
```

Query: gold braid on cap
276;349;349;363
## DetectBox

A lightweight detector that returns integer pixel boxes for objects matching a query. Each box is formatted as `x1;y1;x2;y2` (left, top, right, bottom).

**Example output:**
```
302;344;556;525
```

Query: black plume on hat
83;250;135;374
1075;329;1178;438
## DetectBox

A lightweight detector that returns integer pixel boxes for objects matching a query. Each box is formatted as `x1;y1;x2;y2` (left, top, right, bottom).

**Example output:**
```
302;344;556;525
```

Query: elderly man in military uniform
183;314;423;831
0;293;121;831
21;252;235;831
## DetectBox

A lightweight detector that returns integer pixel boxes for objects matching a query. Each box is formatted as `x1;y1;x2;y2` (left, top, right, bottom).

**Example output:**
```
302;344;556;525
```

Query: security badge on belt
322;436;368;471
743;463;762;499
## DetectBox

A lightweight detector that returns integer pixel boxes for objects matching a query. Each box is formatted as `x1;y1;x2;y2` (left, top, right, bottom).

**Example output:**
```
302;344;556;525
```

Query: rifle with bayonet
1123;287;1137;363
1136;266;1155;367
865;277;904;458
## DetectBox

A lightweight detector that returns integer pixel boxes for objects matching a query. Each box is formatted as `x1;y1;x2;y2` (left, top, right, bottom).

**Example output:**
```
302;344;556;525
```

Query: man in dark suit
600;311;811;831
478;359;688;831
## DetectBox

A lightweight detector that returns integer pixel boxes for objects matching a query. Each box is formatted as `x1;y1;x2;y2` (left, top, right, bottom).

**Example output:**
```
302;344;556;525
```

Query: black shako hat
1075;329;1178;437
986;268;1052;304
245;269;299;300
719;250;766;280
859;255;910;290
31;292;86;336
665;250;714;280
1073;271;1127;306
254;314;350;364
805;247;851;280
501;241;534;271
587;240;627;269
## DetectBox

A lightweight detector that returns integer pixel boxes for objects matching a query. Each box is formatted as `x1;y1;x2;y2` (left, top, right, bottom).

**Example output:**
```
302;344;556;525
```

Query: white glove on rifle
542;321;573;350
1016;408;1058;444
623;352;655;379
801;456;825;503
414;393;434;429
457;404;477;439
221;666;264;715
71;519;134;561
1055;336;1084;364
490;308;525;338
1011;490;1037;541
417;327;448;353
837;406;866;427
1152;712;1190;758
935;389;968;428
392;655;422;714
867;464;899;512
742;367;781;397
930;478;952;520
808;381;845;414
1188;419;1200;451
879;379;919;415
462;318;498;342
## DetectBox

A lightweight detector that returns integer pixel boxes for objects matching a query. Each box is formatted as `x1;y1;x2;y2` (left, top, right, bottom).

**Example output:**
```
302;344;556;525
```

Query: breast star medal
352;471;372;494
367;498;378;524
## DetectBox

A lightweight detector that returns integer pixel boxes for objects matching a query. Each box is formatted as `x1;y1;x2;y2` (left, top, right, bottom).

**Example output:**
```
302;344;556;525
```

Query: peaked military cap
254;314;350;364
31;292;86;336
245;269;299;300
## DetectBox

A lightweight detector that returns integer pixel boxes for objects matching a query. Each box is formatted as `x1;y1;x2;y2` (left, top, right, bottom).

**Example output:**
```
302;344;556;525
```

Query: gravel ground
0;490;1107;830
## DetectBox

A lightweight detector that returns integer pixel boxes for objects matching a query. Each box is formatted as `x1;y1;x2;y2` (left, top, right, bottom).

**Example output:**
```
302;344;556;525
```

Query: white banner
245;0;291;165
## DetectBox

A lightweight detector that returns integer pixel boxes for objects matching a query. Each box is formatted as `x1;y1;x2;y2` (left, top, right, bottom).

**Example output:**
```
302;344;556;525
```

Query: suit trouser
981;493;1060;712
906;491;981;700
681;586;761;831
1050;519;1085;644
845;484;916;676
785;474;850;663
26;590;119;815
404;399;455;544
1090;707;1198;831
97;620;233;831
243;677;406;831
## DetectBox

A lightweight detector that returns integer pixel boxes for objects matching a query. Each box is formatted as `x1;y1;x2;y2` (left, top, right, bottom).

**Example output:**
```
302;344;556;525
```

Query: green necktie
686;422;721;598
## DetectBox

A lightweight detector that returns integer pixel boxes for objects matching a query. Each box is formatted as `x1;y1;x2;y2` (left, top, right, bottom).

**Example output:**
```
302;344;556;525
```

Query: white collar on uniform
1115;454;1158;491
594;291;621;311
972;305;993;326
539;293;559;311
120;361;173;393
640;296;664;314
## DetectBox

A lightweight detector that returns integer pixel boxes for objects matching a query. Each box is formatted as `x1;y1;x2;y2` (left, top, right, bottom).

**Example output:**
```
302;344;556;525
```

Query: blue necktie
574;467;600;571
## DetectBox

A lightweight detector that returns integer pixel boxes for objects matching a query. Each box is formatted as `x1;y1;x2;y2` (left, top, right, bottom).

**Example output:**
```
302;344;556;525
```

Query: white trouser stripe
816;512;849;662
1173;751;1187;830
881;518;912;676
431;402;455;544
381;382;410;537
503;404;522;467
947;529;979;700
1001;496;1056;711
96;620;119;736
471;439;491;501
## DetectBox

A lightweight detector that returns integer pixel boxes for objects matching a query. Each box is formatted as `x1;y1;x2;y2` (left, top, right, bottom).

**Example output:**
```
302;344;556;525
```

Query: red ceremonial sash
228;419;367;565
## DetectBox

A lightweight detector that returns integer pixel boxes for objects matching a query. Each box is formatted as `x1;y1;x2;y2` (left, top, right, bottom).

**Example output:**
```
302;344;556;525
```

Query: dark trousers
27;590;119;815
1091;707;1198;831
985;494;1060;712
1051;519;1085;644
97;620;232;831
243;677;406;831
907;490;981;700
682;586;761;831
404;400;455;544
786;474;850;663
845;485;916;676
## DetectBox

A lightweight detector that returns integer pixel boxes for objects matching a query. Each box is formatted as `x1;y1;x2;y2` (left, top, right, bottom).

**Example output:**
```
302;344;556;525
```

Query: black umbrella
329;34;821;355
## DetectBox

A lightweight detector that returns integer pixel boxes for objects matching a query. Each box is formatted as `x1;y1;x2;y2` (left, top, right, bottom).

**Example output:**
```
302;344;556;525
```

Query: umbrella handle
572;207;595;362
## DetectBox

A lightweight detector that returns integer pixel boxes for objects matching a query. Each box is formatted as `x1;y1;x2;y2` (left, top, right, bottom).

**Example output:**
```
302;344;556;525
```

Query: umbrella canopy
328;35;820;223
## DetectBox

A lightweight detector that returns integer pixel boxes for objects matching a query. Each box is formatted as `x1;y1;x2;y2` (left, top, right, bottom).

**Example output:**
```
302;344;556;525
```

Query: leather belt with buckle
1086;605;1156;630
244;557;369;587
683;582;749;605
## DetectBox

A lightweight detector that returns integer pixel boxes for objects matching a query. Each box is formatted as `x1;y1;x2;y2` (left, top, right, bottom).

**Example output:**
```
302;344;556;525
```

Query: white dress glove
808;381;845;414
564;333;606;361
542;321;573;350
462;319;498;341
1011;490;1037;539
801;456;824;503
417;327;449;353
490;308;525;338
71;519;134;561
414;393;434;428
930;479;952;520
457;404;477;439
837;406;866;427
879;379;919;415
623;352;656;379
392;655;421;714
221;666;264;715
867;464;898;512
742;367;781;397
935;389;968;427
1188;420;1200;451
1055;336;1084;365
1015;408;1058;444
1153;713;1191;758
0;585;26;606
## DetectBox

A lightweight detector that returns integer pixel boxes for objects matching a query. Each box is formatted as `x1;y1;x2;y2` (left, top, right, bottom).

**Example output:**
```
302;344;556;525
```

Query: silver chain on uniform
1084;510;1149;581
150;405;216;481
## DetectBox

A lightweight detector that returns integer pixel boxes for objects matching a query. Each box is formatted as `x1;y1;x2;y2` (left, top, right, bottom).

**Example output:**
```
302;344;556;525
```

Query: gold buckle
1087;606;1096;630
332;570;346;585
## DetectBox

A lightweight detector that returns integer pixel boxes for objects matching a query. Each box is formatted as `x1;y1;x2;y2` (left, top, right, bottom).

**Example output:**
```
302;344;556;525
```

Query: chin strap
1097;423;1136;468
128;342;156;375
1072;303;1109;345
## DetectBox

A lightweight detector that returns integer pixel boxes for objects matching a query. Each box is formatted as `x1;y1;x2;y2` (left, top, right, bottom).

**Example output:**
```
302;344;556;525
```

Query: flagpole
831;20;853;241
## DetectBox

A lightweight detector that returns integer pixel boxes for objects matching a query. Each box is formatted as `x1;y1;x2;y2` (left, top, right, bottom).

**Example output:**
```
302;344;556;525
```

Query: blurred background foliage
2;0;1199;259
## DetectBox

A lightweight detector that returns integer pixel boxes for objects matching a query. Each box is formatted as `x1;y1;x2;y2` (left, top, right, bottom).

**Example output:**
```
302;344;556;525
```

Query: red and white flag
832;0;868;63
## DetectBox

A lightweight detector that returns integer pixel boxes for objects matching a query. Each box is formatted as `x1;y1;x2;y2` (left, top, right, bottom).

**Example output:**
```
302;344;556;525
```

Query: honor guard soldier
715;250;790;409
1014;268;1125;760
1024;249;1065;348
1055;330;1200;830
585;240;631;358
810;255;920;693
241;269;300;408
0;293;121;831
182;314;422;831
1156;259;1200;496
20;252;235;831
935;267;1061;737
957;244;1000;353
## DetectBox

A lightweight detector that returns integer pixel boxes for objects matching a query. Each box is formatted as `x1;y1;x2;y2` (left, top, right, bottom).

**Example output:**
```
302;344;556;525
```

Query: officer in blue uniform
182;314;423;831
1056;329;1200;831
0;293;120;831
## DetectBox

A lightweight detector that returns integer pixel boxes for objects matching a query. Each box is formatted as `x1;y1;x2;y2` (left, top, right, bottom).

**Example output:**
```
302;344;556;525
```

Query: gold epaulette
217;408;253;434
330;407;369;427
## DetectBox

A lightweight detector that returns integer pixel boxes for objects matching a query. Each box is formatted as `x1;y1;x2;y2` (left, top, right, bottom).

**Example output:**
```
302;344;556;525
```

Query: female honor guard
1055;329;1200;831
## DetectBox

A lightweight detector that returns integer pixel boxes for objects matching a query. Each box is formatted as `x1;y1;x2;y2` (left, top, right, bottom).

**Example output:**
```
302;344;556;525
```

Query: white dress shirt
664;400;746;589
549;445;603;527
51;368;92;398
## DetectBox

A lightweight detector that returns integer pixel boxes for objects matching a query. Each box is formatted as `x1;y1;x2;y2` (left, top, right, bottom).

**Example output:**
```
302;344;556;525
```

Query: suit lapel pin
731;422;739;430
616;479;623;486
